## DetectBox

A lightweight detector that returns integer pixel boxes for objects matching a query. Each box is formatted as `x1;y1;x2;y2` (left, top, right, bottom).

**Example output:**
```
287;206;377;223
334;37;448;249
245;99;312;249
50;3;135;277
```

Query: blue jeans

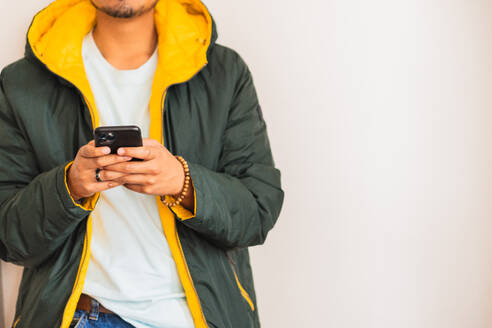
69;298;135;328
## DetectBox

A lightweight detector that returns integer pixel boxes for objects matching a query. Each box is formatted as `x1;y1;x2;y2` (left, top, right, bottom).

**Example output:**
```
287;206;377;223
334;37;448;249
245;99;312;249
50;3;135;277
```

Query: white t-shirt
81;29;194;328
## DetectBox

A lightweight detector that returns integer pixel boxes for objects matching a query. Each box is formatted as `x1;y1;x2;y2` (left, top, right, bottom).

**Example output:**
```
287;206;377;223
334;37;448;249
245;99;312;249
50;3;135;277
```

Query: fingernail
103;147;110;154
118;148;125;155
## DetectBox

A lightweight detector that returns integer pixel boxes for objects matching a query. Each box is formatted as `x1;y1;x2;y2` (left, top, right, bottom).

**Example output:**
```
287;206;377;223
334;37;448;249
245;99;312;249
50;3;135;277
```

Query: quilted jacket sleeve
0;72;94;268
168;54;285;248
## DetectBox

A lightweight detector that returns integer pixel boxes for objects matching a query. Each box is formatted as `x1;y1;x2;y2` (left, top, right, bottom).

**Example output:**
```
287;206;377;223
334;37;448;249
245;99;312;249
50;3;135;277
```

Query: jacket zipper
175;228;209;326
160;62;209;327
81;94;97;130
59;93;97;328
226;251;255;311
60;215;91;328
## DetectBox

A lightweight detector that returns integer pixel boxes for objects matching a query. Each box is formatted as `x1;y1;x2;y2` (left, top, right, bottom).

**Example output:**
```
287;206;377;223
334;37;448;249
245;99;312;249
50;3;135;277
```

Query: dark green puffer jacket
0;0;284;327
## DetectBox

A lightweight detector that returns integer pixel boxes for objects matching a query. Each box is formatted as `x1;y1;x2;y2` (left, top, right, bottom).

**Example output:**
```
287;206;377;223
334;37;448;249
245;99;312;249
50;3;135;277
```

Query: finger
103;160;159;174
113;174;156;185
80;143;111;158
87;154;132;169
123;183;147;194
142;138;161;147
91;181;124;193
117;146;157;160
97;169;129;182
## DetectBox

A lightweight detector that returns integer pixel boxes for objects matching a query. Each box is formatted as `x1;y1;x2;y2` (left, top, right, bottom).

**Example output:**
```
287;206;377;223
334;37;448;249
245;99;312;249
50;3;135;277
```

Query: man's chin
104;7;135;18
91;0;158;19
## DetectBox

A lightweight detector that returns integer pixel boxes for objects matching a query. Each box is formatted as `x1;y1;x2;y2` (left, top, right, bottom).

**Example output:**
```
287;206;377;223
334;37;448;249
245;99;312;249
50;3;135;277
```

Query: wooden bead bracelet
160;155;190;207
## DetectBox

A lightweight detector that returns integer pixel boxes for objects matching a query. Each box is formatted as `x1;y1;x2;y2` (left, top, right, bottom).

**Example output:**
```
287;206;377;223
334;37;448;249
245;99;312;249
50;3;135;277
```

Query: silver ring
95;168;103;182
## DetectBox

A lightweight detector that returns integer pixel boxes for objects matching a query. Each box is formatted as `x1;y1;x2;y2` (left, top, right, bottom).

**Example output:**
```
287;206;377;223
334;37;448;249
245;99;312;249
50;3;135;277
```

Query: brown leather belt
76;294;115;314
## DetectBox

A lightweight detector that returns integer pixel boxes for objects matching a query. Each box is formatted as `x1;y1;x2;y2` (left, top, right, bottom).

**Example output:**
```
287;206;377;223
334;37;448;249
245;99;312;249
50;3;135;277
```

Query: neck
92;10;157;70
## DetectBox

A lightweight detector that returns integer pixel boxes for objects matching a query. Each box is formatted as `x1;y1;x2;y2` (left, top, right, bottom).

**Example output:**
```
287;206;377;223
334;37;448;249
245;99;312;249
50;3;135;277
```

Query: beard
91;0;159;18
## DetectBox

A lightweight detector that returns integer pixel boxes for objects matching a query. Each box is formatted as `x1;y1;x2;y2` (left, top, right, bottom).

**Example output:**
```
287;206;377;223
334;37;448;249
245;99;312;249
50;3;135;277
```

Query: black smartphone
94;125;143;161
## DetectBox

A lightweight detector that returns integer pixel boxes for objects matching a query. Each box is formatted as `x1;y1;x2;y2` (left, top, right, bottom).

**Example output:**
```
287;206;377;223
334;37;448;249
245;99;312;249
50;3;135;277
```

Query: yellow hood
27;0;213;140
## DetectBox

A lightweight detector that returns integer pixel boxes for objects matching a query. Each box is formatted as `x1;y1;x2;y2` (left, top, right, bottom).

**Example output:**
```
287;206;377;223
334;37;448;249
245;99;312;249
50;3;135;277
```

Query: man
0;0;284;327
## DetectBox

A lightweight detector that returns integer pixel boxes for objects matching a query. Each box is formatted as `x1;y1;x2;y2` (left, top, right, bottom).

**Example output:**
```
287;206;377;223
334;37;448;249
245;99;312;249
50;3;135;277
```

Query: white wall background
2;0;492;327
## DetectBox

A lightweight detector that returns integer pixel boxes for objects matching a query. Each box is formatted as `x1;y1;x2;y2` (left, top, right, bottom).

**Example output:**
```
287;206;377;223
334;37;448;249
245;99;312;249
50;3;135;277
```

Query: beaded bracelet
160;155;190;207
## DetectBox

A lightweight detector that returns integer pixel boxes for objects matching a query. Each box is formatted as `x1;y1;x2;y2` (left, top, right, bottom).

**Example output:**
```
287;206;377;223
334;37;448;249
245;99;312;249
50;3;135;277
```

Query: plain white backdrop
2;0;492;327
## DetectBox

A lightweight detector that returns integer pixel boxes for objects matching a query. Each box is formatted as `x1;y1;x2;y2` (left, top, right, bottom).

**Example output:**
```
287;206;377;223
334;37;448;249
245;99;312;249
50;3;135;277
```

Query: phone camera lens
106;132;115;141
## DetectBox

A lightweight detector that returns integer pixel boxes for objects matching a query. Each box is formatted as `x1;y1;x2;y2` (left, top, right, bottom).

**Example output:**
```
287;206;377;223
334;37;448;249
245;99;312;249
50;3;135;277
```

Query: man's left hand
102;138;187;198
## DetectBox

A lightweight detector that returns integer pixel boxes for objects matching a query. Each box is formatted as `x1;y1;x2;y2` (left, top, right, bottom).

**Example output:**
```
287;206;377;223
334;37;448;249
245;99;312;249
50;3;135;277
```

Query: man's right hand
67;140;133;202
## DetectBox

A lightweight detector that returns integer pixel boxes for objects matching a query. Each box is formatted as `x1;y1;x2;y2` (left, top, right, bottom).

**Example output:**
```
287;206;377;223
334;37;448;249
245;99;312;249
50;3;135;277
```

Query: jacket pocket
12;316;21;328
226;250;255;312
